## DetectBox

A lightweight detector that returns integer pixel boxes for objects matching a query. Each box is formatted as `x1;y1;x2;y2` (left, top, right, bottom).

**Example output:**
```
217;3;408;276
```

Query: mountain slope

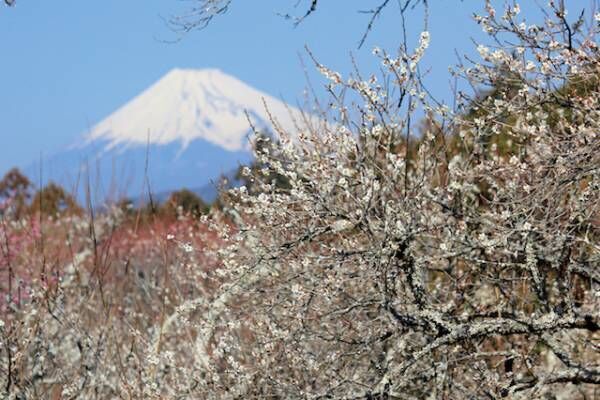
83;68;300;152
30;68;303;203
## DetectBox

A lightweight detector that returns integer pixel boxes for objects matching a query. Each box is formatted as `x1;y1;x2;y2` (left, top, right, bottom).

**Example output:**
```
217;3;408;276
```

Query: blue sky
0;1;554;175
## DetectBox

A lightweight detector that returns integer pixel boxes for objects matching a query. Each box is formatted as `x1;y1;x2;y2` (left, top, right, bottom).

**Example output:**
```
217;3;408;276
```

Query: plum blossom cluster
189;3;599;398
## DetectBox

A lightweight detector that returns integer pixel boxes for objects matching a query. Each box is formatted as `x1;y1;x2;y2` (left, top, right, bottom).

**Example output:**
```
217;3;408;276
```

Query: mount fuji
31;68;304;204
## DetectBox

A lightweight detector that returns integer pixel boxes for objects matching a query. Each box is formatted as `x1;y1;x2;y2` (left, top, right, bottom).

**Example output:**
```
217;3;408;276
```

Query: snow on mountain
29;68;305;203
84;68;301;152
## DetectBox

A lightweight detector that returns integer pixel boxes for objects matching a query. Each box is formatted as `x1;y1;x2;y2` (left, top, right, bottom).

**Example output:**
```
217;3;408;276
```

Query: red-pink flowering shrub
0;213;41;311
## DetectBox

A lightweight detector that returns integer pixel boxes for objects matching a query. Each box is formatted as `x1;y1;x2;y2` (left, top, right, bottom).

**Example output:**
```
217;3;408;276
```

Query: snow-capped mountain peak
28;68;307;204
85;68;299;152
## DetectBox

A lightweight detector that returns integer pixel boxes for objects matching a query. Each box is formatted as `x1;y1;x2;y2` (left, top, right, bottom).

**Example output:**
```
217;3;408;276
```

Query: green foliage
546;65;600;129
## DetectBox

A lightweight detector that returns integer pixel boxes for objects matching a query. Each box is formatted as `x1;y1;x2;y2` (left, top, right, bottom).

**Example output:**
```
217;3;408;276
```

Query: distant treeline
0;167;210;220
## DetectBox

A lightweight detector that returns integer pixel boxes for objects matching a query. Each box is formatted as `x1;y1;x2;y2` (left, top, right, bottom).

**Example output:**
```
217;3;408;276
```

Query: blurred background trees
160;188;208;218
29;182;81;216
0;168;32;218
